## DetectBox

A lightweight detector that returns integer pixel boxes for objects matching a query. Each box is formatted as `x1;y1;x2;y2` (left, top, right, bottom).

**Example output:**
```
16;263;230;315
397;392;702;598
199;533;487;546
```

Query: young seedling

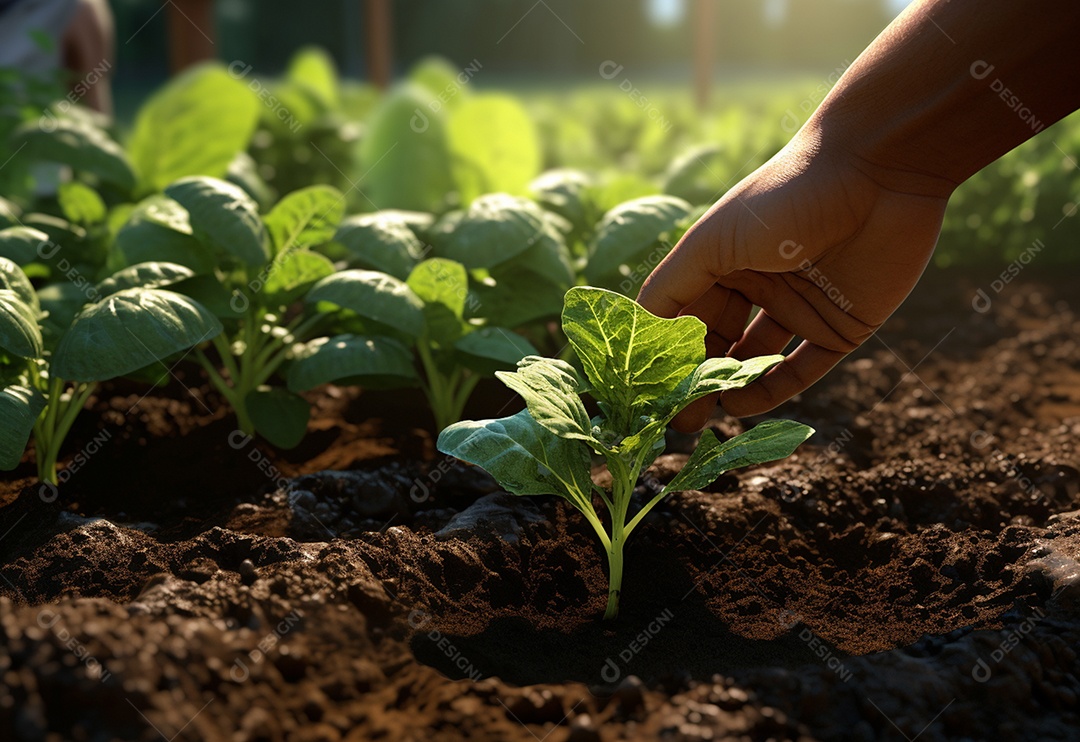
438;287;814;619
0;256;222;483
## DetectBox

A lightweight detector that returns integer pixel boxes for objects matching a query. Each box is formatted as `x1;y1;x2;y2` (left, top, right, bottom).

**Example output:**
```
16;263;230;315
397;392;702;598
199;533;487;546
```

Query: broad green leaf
437;409;593;504
306;270;424;338
435;194;560;270
494;356;595;444
52;288;223;382
287;334;417;392
95;262;195;298
0;385;45;470
57;181;107;225
12;118;135;191
265;185;344;255
360;84;454;213
562;287;704;415
334;212;426;280
0;289;43;359
128;64;260;191
286;46;339;109
0;257;38;311
169;275;242;320
471;270;565;327
448;94;541;204
227;151;273;209
406;258;469;345
662;421;814;495
0;226;49;266
246;388;310;449
453;327;539;376
586;195;692;292
113;196;216;274
261;250;335;307
165;176;268;267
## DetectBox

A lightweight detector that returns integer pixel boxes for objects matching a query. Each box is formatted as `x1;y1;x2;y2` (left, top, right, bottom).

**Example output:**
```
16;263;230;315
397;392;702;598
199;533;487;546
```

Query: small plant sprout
437;287;814;619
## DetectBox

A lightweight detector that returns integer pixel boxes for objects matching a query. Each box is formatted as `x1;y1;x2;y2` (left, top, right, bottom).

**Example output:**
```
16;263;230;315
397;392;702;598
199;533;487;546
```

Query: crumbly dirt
1;268;1079;741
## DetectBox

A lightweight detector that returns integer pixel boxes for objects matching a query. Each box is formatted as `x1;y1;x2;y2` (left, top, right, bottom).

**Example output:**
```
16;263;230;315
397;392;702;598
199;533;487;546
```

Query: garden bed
2;270;1079;741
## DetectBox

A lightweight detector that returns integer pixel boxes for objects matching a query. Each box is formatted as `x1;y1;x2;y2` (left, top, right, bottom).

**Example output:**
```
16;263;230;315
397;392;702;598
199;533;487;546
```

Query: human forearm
805;0;1080;194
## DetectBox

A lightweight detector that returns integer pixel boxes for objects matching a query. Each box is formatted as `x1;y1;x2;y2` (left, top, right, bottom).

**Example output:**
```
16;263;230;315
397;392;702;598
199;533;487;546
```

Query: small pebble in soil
238;559;257;585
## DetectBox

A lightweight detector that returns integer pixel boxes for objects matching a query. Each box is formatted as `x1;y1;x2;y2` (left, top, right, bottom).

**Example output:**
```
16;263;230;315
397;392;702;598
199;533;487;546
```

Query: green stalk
602;457;635;619
417;339;455;430
33;378;95;485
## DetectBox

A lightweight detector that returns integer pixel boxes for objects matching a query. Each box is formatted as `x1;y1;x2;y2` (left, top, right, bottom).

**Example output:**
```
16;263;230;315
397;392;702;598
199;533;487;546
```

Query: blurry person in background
0;0;114;114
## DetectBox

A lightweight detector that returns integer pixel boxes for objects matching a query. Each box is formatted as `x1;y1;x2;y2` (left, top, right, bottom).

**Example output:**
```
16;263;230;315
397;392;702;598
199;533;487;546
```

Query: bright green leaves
0;258;39;311
264;184;344;255
128;64;260;192
495;357;593;444
165;177;269;267
407;257;469;345
563;286;703;418
438;410;593;503
52;288;223;382
438;286;814;619
58;181;107;225
0;288;43;359
436;194;558;270
662;421;814;496
0;385;45;470
261;250;335;308
360;84;454;213
448;95;541;204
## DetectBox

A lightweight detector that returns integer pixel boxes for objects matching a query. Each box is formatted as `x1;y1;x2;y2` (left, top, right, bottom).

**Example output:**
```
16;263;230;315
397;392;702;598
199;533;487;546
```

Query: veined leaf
562;286;704;415
0;385;45;470
113;196;216;274
437;409;593;504
495;356;596;445
265;185;344;255
287;334;417;392
165;176;268;267
662;421;814;495
306;270;424;338
52;288;223;382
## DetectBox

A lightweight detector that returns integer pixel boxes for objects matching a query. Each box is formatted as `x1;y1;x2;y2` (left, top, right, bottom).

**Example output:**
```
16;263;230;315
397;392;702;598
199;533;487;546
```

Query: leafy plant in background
439;287;813;619
0;256;221;483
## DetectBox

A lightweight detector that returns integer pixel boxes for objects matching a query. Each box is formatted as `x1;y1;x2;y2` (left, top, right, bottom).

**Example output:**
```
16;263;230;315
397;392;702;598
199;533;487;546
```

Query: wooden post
365;0;393;89
167;0;216;74
693;0;715;111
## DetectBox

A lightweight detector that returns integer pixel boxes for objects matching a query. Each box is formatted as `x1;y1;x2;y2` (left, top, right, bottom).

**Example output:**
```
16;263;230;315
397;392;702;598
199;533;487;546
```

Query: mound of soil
2;269;1079;741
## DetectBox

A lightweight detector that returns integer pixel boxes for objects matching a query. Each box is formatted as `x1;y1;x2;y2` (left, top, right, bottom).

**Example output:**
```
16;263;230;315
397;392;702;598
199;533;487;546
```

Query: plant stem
603;515;625;620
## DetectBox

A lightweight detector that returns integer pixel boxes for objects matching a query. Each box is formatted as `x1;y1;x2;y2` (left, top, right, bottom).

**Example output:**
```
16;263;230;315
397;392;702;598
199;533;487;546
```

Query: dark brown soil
2;268;1080;741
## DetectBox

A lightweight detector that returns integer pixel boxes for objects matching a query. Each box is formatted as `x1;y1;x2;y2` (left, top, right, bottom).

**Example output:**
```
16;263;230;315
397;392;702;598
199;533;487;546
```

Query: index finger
719;340;846;417
637;220;723;318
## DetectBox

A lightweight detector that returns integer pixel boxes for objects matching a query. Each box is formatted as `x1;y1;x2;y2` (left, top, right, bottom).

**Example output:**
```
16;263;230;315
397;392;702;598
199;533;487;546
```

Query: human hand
638;136;951;431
